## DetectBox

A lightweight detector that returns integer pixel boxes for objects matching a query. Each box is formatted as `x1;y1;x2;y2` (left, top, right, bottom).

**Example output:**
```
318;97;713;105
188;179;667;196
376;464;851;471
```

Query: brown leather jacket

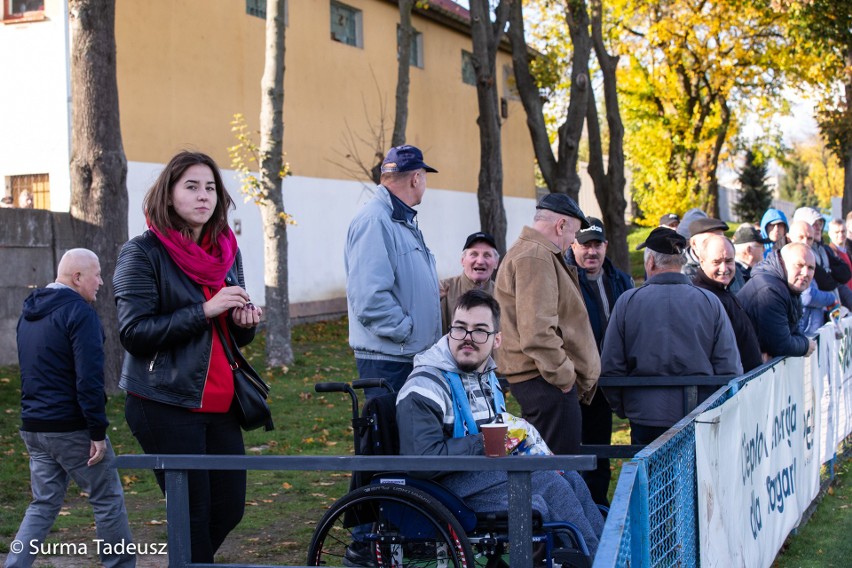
494;226;600;403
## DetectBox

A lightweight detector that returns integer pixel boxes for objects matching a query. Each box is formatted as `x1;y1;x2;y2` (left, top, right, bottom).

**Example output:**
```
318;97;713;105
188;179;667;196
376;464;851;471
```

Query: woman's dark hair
143;151;234;242
454;289;501;332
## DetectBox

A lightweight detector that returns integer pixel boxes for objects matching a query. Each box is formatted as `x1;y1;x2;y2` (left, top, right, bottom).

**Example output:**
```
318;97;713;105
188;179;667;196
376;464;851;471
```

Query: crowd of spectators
343;150;845;565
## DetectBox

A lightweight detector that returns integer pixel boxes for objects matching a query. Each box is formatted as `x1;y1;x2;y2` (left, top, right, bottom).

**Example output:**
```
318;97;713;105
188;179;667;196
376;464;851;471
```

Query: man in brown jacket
494;194;601;454
439;231;499;335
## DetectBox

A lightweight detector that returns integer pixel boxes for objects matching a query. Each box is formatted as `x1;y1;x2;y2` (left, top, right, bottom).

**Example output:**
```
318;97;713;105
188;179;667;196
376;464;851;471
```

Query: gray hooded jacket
396;336;500;457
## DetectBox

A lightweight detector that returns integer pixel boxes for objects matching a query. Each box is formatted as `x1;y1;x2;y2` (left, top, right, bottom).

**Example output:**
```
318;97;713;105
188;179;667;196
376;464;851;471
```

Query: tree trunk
555;1;593;201
842;48;852;216
259;0;293;367
68;0;127;392
470;0;510;254
507;0;592;204
588;0;629;273
705;98;730;220
507;0;558;190
391;0;415;147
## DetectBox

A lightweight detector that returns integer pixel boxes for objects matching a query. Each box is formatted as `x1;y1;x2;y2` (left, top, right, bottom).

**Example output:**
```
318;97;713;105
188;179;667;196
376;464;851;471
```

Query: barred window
461;50;476;86
3;0;45;23
330;1;362;48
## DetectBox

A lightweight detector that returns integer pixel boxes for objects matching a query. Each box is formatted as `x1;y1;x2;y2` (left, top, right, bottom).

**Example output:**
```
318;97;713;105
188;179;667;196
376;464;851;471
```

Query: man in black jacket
567;218;634;505
8;249;135;568
693;235;763;371
738;243;817;358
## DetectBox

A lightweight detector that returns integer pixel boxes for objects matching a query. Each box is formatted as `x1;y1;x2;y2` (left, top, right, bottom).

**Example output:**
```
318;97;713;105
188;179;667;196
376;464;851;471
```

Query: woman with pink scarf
114;151;262;563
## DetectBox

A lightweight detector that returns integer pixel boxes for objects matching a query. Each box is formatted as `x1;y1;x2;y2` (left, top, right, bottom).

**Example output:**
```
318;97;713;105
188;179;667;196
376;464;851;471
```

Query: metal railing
593;355;850;567
115;453;595;568
581;375;736;460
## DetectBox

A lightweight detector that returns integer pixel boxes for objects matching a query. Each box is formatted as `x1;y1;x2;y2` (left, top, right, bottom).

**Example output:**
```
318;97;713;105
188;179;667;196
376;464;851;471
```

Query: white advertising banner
817;318;852;462
819;325;838;464
832;319;852;448
696;357;821;567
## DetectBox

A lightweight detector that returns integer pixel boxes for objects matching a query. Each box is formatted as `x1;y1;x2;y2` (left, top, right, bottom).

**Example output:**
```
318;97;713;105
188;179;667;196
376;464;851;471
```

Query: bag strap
212;318;239;370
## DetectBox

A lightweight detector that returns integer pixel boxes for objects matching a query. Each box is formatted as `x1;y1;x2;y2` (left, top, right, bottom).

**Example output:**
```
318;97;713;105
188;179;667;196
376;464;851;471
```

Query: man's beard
456;343;483;373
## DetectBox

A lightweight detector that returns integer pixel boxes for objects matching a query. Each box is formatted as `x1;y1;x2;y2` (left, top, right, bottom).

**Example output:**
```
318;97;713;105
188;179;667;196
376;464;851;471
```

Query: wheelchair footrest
552;547;591;568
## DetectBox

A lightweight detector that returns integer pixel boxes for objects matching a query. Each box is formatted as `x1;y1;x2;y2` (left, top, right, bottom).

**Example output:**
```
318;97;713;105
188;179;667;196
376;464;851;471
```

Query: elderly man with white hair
793;206;852;295
693;234;763;371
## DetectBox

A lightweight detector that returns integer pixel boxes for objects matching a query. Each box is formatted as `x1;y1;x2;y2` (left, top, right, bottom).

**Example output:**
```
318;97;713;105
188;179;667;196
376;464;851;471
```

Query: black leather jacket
114;231;255;408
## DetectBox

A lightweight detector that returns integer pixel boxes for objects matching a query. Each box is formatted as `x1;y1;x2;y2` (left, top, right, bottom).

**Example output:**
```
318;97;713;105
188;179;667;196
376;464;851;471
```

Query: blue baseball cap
380;145;438;174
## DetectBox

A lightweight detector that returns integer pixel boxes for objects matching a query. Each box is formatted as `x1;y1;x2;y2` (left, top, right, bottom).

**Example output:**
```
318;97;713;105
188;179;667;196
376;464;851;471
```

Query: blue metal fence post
165;469;192;568
507;470;533;565
630;461;651;567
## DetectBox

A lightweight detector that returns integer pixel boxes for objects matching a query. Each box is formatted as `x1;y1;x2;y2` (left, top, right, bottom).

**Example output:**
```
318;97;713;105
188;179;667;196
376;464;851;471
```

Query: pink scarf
149;225;238;287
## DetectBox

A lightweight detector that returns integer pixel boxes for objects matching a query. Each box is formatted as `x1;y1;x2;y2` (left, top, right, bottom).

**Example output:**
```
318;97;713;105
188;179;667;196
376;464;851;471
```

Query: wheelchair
305;379;597;568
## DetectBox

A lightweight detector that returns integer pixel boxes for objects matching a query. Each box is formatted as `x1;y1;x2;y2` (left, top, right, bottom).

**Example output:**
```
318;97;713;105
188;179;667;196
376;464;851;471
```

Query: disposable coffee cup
481;423;509;457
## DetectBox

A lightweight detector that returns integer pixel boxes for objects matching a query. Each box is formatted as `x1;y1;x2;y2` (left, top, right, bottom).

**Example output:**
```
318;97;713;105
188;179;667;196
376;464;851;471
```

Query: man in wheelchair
396;289;605;558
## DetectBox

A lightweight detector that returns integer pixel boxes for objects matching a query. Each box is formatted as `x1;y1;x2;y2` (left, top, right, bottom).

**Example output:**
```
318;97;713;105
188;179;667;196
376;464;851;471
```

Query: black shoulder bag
213;321;275;431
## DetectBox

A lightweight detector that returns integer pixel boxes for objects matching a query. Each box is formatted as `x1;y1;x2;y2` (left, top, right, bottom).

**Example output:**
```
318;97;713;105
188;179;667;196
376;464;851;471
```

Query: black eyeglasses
448;326;497;344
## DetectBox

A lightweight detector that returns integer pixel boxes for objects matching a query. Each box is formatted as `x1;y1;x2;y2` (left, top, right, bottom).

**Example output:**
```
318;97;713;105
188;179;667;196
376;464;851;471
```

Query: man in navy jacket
8;249;134;568
738;243;817;358
566;218;633;505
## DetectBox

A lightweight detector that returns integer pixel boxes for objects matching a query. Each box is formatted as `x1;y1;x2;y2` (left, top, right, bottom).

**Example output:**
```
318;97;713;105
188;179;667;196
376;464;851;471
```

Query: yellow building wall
115;0;535;198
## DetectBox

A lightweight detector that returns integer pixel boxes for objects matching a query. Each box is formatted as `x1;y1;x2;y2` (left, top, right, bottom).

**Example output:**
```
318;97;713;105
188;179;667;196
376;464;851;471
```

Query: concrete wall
0;209;77;365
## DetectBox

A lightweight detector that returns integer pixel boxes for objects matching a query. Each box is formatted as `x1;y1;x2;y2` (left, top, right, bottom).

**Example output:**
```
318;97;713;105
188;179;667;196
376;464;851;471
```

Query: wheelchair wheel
307;483;475;567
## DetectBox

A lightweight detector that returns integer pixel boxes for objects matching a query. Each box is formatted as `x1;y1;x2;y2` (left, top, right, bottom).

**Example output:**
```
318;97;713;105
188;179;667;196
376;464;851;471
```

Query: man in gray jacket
601;227;742;445
345;145;441;395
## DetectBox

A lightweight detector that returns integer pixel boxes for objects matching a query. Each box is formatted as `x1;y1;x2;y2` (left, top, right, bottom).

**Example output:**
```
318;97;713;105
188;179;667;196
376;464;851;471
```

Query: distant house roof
425;0;470;23
381;0;517;54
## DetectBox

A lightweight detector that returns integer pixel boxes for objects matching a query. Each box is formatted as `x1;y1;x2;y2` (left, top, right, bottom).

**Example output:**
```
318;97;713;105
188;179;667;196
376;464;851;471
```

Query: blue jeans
6;431;135;568
125;395;245;564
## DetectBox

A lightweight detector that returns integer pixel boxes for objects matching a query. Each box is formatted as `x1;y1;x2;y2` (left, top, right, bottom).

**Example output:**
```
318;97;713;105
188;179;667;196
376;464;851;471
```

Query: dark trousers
510;376;582;455
125;395;246;563
629;422;669;446
581;389;613;506
355;358;413;398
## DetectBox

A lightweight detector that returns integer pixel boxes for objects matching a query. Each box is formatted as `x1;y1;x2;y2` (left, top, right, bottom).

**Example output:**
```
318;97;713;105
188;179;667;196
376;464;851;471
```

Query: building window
503;64;520;101
2;0;45;23
330;1;362;48
397;26;424;68
5;174;50;210
245;0;288;24
461;50;477;86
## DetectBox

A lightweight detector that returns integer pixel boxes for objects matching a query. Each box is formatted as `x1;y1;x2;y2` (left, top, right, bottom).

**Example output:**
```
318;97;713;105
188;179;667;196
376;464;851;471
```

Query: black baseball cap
576;217;606;244
636;227;687;254
688;217;729;238
732;224;770;245
536;193;590;229
380;145;438;174
463;232;497;250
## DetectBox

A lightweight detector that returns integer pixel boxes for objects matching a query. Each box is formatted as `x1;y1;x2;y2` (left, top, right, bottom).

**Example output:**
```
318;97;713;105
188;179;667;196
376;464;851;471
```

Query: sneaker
343;541;376;567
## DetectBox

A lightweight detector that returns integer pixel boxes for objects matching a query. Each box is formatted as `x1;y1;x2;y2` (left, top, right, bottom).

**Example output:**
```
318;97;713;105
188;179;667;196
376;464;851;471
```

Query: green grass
0;314;847;565
772;456;851;567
